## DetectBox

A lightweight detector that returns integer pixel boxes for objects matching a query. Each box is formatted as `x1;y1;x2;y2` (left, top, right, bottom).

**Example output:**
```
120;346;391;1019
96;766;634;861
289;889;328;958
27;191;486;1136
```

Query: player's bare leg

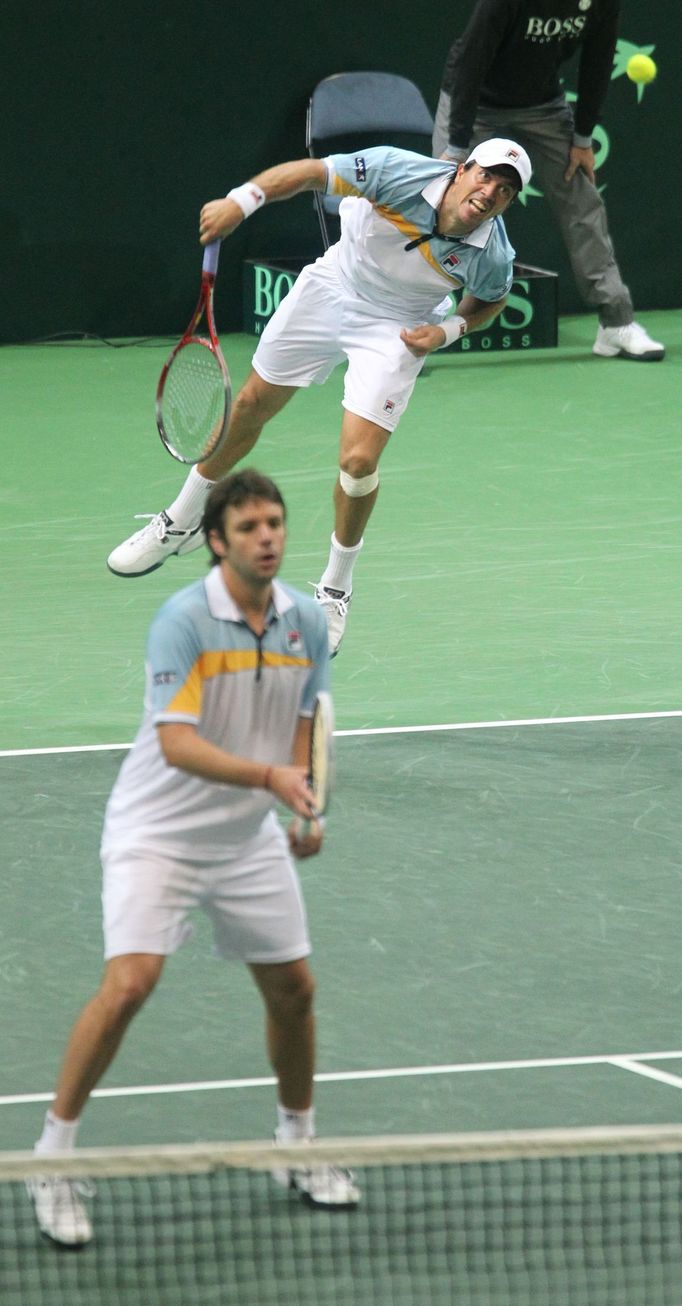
252;958;360;1209
29;954;165;1247
250;959;316;1111
52;955;166;1120
199;372;298;480
316;410;391;654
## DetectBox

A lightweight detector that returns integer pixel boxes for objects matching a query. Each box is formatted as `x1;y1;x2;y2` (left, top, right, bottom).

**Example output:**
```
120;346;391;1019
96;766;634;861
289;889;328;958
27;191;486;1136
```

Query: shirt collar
204;567;295;621
421;173;494;249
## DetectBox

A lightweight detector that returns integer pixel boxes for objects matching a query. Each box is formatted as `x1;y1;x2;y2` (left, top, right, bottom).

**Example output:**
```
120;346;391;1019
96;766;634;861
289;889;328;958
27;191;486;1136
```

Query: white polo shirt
101;569;329;859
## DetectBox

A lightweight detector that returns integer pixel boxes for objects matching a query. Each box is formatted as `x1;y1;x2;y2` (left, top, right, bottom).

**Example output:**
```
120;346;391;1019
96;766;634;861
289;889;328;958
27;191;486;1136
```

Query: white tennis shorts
102;816;310;965
252;249;426;432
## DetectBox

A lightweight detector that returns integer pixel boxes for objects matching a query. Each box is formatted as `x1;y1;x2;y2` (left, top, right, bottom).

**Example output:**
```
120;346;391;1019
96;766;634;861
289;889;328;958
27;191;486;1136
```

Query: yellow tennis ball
626;54;657;84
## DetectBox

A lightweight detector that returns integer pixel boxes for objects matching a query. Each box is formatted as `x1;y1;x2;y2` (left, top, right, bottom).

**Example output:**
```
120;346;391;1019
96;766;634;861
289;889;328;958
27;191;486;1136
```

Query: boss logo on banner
449;269;558;353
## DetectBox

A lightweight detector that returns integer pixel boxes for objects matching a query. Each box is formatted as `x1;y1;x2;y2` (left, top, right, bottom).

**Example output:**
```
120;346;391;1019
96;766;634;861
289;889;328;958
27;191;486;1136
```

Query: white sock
166;467;215;529
35;1109;81;1155
319;534;363;594
275;1103;315;1141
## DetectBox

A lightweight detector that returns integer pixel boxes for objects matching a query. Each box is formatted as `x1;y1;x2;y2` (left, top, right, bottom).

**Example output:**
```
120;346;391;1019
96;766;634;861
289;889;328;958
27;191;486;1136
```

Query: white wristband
437;315;467;348
226;182;266;218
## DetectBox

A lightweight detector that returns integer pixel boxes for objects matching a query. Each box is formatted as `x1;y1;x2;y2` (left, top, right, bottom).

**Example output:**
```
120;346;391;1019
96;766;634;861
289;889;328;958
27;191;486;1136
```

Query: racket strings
160;342;227;461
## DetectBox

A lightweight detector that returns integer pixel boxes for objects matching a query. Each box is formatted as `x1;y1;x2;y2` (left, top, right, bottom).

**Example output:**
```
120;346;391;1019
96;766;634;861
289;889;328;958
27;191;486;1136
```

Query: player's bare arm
400;293;508;358
157;722;315;819
200;160;327;244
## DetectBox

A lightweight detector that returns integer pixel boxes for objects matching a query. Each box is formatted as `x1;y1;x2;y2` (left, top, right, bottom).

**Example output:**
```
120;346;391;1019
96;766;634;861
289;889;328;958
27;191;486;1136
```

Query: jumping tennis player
108;139;531;656
29;469;359;1248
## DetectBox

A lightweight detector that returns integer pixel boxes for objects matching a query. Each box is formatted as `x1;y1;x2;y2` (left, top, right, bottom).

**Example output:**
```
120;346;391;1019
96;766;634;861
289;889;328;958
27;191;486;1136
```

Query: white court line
2;1049;682;1108
2;709;682;757
608;1057;682;1092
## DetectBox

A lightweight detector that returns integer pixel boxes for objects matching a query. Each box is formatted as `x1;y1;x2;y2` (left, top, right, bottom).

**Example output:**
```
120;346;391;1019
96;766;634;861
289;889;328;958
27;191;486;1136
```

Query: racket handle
202;240;221;277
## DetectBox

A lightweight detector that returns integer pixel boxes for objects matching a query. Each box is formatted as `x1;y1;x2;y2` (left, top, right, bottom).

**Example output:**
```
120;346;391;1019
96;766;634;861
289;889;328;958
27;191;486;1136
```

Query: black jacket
441;0;620;147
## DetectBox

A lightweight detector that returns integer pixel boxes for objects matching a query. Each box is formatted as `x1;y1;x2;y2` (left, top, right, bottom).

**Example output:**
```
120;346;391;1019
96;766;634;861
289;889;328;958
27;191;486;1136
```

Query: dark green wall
1;0;678;343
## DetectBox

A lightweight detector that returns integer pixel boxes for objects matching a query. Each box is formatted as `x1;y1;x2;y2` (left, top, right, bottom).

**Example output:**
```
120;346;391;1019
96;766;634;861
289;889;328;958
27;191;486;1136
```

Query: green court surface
1;310;680;750
1;314;681;1142
1;313;682;1305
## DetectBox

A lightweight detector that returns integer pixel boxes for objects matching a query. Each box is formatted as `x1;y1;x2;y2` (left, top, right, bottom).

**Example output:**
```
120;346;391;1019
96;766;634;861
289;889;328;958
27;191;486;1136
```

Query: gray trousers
433;91;633;326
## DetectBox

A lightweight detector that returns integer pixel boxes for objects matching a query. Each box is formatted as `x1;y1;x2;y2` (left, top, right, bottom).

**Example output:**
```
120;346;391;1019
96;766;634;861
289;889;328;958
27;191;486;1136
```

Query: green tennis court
1;316;681;1301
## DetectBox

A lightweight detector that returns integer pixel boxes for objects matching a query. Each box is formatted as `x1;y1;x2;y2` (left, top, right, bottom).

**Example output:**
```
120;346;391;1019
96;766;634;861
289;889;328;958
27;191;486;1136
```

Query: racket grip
202;240;221;277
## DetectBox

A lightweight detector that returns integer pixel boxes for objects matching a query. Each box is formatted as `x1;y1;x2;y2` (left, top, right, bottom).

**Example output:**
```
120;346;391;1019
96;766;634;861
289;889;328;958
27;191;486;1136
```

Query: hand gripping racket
156;241;231;464
301;691;335;836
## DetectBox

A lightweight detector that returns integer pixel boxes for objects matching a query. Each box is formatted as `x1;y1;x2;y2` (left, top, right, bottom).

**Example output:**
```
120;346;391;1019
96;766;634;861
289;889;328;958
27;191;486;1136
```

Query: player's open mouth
468;197;490;216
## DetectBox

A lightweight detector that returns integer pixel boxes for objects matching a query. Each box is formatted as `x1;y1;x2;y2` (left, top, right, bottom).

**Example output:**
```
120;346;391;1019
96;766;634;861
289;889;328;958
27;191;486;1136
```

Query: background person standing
432;0;664;361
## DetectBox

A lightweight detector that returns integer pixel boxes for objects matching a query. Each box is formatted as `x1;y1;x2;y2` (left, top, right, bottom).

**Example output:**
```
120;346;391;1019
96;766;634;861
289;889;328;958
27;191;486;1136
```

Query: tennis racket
301;691;335;836
156;240;231;464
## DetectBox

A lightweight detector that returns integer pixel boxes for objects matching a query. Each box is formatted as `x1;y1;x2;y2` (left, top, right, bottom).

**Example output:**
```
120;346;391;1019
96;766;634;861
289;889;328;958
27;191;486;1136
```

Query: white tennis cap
466;138;532;190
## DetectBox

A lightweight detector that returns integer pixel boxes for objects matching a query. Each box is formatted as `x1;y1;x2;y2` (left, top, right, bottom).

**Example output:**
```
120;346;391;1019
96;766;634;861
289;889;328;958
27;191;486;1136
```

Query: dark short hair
201;469;287;565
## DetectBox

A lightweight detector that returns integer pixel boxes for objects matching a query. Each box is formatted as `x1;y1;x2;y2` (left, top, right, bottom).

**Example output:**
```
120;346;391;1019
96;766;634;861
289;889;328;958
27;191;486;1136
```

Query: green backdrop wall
1;0;678;343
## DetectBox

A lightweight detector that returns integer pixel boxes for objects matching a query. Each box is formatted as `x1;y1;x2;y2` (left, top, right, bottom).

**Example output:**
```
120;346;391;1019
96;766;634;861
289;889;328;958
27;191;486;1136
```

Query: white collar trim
204;568;294;621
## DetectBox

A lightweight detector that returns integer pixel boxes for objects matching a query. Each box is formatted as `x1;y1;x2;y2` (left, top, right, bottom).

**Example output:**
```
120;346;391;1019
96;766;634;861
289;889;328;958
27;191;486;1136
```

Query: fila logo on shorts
383;399;396;414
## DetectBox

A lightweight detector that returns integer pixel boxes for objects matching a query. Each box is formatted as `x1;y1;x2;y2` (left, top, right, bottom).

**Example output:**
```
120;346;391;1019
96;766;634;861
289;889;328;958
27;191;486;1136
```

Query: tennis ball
626;54;657;84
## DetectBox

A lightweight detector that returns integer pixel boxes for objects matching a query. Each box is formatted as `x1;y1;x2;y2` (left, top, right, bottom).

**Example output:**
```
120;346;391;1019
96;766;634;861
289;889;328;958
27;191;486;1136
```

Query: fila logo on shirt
526;10;589;41
354;156;367;182
441;251;461;272
287;629;303;652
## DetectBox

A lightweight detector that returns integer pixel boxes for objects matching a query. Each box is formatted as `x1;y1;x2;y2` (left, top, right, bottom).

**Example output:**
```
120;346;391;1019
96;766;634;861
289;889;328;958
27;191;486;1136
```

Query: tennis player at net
108;139;532;656
29;469;359;1247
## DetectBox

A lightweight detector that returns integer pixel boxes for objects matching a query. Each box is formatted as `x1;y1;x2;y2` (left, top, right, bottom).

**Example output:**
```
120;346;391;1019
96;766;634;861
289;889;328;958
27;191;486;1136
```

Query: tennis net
2;1125;682;1306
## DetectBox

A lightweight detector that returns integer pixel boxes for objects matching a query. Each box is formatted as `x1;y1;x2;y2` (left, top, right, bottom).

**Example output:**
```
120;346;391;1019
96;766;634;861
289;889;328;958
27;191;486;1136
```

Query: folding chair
306;71;434;249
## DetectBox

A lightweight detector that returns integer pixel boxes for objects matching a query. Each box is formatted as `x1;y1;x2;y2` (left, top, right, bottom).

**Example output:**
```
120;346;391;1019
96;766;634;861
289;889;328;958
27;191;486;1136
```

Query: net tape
3;1124;682;1179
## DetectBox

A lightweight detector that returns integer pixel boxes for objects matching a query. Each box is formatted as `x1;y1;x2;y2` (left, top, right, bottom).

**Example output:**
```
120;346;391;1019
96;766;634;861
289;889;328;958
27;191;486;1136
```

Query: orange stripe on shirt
163;649;312;717
374;203;460;285
330;176;363;199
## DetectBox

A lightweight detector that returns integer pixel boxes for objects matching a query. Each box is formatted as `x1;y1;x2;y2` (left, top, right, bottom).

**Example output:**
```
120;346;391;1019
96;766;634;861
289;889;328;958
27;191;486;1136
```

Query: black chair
306;71;434;249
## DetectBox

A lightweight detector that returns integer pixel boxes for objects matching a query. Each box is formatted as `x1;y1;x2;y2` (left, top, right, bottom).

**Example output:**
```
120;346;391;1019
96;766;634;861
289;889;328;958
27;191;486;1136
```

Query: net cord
3;1124;682;1181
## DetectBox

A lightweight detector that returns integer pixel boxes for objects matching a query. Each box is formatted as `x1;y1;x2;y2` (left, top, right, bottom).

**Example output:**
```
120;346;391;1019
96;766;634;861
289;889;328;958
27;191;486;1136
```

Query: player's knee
101;964;160;1022
338;466;380;497
231;385;266;430
268;967;316;1023
234;375;285;428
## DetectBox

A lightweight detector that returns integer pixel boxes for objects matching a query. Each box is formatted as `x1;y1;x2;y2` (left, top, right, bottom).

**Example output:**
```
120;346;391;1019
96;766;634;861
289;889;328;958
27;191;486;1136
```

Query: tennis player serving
108;139;531;657
29;470;358;1248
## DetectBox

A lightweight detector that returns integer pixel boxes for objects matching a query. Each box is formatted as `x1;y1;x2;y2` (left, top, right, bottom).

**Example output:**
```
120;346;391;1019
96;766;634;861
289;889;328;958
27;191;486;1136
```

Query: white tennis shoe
593;322;665;361
27;1175;93;1246
107;511;205;576
271;1141;360;1209
314;586;352;658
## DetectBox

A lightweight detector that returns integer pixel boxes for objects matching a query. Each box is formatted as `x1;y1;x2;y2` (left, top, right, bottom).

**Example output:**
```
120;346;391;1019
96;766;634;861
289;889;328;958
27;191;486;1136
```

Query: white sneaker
314;586;352;658
27;1175;93;1246
593;322;665;361
107;511;205;576
272;1145;360;1209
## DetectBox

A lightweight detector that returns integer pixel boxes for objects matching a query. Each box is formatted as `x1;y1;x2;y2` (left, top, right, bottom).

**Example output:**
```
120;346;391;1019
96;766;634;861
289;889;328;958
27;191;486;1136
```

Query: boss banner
243;259;558;352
